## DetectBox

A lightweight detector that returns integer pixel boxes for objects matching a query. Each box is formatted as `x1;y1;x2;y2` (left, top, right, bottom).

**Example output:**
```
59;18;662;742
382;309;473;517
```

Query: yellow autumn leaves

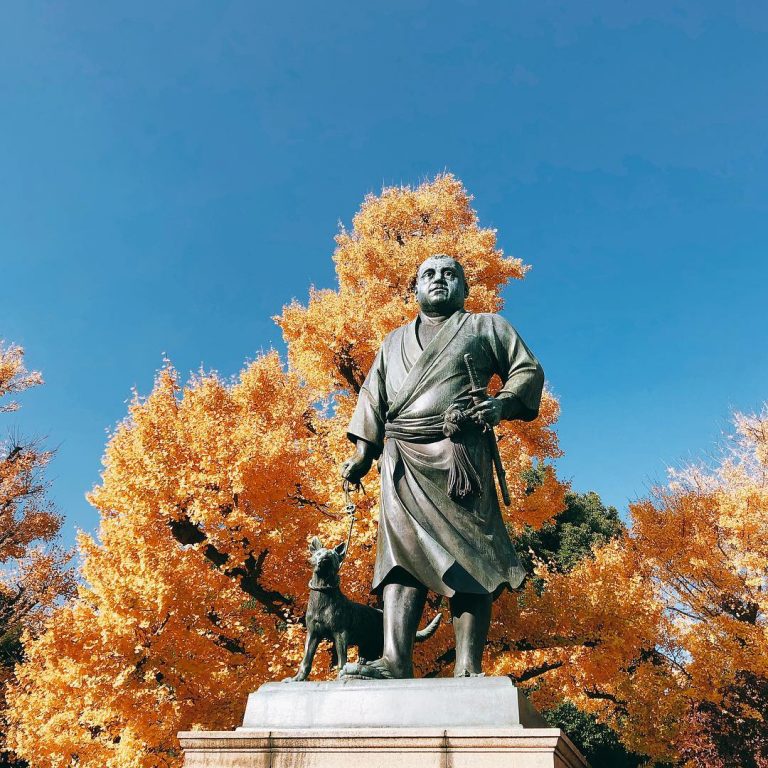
0;342;74;763
2;176;767;768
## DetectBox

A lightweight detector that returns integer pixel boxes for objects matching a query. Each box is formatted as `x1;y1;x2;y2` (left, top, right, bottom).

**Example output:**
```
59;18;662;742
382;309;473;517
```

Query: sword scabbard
463;354;511;506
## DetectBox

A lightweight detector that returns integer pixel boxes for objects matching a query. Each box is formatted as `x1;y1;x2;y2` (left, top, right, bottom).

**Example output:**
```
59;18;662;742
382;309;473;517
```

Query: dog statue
285;535;442;681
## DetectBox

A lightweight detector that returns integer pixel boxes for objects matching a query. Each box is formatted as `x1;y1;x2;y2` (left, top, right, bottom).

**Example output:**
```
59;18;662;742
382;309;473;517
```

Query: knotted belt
384;408;481;501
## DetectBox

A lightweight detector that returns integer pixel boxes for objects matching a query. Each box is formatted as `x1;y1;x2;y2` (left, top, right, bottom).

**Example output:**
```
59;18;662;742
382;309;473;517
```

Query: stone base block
240;677;548;730
180;678;589;767
179;727;588;767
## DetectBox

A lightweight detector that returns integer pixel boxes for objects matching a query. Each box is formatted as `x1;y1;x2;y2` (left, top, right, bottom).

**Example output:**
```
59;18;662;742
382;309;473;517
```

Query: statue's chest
385;329;491;404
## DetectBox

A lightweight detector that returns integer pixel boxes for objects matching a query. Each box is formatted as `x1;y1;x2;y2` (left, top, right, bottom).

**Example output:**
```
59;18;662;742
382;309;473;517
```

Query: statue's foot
341;657;399;680
454;668;485;678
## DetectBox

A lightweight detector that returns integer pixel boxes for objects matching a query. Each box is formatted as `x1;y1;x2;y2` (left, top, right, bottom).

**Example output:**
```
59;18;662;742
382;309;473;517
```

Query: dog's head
308;536;347;579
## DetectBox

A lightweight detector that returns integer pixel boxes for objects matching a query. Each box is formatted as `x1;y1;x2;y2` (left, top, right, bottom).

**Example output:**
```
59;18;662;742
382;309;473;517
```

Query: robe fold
348;310;544;597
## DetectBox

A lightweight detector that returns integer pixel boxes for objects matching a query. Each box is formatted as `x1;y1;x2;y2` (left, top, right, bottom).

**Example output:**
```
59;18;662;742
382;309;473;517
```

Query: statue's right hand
341;450;373;485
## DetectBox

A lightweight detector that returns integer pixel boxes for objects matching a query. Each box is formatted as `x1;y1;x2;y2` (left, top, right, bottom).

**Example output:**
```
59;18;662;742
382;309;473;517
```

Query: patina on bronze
341;255;544;679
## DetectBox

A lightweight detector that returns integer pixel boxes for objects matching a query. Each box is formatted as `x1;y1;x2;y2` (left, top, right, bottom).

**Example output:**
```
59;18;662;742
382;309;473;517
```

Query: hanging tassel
447;441;482;499
443;408;482;500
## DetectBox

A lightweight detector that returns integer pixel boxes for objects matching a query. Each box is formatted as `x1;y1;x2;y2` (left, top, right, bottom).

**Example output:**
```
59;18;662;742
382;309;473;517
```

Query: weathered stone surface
180;678;589;767
240;676;548;730
179;727;588;767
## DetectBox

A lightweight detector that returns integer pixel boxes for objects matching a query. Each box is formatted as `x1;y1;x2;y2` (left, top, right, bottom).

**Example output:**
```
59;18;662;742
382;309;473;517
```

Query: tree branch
335;345;364;393
510;661;564;684
584;688;628;716
289;487;340;520
496;636;600;653
168;515;295;621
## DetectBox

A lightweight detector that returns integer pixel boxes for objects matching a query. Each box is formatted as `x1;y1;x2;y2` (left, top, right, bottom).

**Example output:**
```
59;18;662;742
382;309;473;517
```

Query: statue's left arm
485;314;545;423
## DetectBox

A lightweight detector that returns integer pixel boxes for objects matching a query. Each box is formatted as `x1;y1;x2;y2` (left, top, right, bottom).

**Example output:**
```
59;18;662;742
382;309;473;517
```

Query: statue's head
414;254;469;315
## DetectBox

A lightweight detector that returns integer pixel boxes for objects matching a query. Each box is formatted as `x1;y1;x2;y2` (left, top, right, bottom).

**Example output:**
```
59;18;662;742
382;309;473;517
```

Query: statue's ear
463;279;470;298
334;541;347;561
309;536;323;553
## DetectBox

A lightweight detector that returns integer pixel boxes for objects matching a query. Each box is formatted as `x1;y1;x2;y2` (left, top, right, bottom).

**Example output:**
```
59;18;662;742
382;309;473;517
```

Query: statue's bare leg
450;592;492;677
341;571;426;679
379;580;427;678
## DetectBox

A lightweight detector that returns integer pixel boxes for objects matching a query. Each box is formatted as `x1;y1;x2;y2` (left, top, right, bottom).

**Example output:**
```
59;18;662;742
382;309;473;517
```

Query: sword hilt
464;354;487;403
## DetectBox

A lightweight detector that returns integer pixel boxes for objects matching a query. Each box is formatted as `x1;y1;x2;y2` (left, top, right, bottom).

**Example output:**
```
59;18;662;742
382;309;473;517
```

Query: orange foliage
485;409;768;765
625;410;768;764
0;341;73;763
6;176;568;767
0;343;43;413
487;539;684;762
7;178;766;767
278;174;529;395
0;341;72;631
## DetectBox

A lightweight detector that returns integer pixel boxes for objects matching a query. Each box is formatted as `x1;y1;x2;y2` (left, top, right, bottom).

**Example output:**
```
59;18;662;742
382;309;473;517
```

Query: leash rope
340;479;363;570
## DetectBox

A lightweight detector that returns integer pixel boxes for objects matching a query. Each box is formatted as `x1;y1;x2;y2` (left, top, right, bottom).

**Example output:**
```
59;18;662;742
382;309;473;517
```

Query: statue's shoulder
466;311;514;333
382;318;415;345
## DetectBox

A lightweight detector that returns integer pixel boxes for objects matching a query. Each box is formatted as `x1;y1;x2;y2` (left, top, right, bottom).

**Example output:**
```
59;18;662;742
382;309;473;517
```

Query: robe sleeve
346;344;388;453
485;314;544;422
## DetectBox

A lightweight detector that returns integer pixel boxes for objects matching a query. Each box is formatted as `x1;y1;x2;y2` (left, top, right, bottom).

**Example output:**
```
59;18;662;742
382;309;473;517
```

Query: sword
464;353;511;506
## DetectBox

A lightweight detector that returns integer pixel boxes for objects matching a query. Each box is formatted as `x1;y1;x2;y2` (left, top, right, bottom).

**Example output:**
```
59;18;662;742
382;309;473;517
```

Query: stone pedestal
179;677;589;767
241;676;548;730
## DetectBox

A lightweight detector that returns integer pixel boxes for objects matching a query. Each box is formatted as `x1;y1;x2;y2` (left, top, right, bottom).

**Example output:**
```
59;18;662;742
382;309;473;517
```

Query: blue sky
2;1;766;546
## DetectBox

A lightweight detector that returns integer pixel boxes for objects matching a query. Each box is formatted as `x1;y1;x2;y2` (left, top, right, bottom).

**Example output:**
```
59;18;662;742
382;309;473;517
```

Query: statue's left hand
467;397;504;427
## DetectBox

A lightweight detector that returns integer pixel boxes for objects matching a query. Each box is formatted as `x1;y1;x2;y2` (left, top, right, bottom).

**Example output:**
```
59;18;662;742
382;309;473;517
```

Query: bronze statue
340;255;544;679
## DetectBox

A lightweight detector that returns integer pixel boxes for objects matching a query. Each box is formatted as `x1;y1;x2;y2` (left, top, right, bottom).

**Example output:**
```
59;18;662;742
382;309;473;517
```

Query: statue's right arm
343;342;389;483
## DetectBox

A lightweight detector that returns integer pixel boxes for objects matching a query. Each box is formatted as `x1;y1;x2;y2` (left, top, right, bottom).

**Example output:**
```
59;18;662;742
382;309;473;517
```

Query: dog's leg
333;631;349;677
287;631;320;682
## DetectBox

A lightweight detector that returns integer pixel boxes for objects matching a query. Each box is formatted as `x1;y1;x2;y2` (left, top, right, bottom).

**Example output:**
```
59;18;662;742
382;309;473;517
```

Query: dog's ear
334;541;347;561
309;536;323;553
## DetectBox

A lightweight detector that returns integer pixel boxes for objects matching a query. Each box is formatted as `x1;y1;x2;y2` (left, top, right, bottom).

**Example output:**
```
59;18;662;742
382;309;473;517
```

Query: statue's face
415;256;467;314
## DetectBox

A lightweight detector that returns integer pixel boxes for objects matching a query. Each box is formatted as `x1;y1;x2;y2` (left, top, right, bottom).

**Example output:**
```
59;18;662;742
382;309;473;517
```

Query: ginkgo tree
486;409;768;767
7;176;764;768
631;411;768;768
0;342;72;766
5;176;566;768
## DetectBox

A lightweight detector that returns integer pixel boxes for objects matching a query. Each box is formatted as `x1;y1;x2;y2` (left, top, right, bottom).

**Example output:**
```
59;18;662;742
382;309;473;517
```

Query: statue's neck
419;309;455;324
417;310;456;349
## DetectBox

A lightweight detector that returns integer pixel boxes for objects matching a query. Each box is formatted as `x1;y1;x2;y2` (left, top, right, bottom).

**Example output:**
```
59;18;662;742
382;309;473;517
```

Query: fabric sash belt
384;411;482;501
384;416;444;442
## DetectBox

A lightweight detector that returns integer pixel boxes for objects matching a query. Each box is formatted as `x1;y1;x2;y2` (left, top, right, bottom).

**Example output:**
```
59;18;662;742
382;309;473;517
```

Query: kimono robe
347;310;544;597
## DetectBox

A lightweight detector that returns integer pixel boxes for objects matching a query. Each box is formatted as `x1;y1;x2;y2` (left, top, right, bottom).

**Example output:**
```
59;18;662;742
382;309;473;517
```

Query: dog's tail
415;612;442;643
